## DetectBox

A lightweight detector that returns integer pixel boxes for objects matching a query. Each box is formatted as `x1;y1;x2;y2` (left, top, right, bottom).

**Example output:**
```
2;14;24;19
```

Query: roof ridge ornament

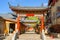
8;2;11;7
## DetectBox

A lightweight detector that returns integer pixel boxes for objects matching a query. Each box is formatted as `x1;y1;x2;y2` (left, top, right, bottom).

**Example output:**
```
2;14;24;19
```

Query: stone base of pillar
40;30;46;40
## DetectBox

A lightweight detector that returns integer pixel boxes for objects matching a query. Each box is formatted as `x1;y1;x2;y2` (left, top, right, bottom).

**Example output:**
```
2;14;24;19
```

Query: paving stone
3;32;60;40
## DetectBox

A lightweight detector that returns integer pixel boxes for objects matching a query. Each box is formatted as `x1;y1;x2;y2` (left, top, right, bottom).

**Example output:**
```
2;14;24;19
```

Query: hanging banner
26;13;34;16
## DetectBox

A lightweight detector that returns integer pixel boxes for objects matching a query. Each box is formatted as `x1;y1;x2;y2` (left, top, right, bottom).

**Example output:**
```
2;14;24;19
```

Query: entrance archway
9;5;48;36
18;13;45;34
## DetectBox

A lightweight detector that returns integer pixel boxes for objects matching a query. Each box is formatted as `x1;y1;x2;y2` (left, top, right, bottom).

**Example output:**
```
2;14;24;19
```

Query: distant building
48;0;60;24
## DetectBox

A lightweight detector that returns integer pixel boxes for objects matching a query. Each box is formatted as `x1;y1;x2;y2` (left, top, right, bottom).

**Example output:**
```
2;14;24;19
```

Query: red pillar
16;14;20;32
40;15;44;32
40;15;46;40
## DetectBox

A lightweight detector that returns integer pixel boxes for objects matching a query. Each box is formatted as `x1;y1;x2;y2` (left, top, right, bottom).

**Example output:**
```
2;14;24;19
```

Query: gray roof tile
0;13;16;21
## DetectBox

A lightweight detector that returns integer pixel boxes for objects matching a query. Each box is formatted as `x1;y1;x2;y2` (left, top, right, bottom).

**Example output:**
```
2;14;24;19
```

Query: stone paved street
17;32;41;40
17;34;41;40
3;32;60;40
17;32;60;40
3;34;13;40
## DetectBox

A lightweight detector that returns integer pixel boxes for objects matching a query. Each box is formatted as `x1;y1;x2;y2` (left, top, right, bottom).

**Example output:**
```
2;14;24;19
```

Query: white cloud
43;3;48;6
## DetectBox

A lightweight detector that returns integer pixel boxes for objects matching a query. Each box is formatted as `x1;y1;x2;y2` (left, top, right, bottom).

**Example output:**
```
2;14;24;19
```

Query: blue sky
0;0;48;13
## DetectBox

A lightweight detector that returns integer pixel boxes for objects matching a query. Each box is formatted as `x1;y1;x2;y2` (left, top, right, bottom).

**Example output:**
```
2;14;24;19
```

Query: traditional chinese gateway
8;4;49;34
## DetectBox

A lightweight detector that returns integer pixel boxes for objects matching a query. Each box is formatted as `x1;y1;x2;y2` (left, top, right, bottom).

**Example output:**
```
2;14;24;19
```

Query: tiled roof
0;13;16;22
0;13;38;22
21;20;38;22
48;0;58;6
10;6;48;10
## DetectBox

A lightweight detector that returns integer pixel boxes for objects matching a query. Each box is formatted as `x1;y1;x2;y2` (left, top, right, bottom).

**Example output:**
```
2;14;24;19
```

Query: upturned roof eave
48;0;58;6
9;6;49;11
